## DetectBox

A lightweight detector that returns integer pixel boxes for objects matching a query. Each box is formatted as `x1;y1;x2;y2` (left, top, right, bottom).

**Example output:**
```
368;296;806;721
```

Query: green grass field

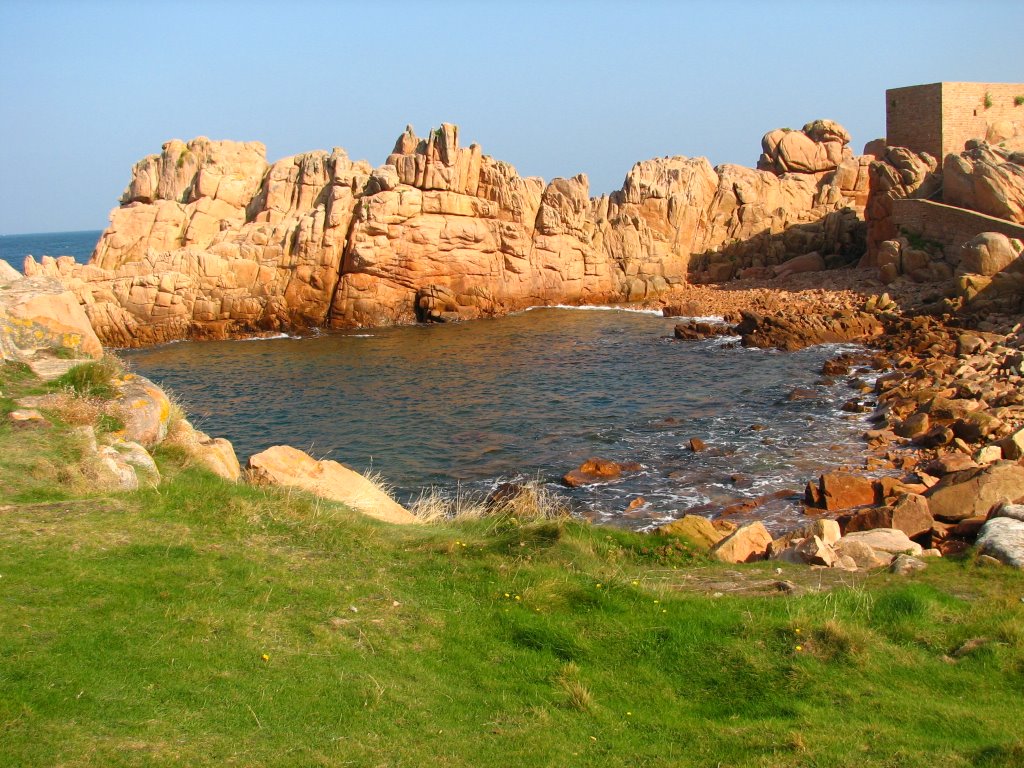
2;361;1023;767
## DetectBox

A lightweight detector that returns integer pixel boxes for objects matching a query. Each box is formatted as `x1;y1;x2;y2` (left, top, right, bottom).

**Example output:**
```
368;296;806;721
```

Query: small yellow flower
795;645;803;652
595;584;602;589
795;628;802;634
626;711;632;716
504;593;510;598
631;580;639;586
514;595;521;601
261;653;269;662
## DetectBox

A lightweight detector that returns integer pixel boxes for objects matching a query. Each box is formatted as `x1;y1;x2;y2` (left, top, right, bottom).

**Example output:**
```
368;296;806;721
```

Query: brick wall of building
940;82;1024;157
891;198;1024;254
886;82;1024;159
886;83;943;159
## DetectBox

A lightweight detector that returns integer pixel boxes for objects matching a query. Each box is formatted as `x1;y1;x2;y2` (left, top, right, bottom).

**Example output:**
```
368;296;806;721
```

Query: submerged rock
562;457;640;487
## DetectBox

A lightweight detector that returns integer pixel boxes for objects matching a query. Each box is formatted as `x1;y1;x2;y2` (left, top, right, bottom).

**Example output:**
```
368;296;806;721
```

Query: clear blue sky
1;0;1022;234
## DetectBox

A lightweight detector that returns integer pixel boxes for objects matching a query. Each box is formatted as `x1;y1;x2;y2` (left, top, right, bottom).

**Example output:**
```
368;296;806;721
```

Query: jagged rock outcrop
28;120;875;344
27;139;372;344
943;141;1024;224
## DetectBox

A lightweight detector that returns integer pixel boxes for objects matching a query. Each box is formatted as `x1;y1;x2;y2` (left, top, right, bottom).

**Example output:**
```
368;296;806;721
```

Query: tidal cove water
123;307;877;531
0;230;101;271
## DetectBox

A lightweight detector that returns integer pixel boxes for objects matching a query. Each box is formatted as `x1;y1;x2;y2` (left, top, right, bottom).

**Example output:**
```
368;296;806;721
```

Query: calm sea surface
0;230;101;272
123;308;877;531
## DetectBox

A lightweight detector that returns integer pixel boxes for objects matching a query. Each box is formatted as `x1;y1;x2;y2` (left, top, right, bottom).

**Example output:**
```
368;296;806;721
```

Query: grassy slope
1;364;1024;767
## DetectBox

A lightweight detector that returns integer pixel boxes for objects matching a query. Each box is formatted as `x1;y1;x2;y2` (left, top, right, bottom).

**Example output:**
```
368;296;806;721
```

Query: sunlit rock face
28;121;870;344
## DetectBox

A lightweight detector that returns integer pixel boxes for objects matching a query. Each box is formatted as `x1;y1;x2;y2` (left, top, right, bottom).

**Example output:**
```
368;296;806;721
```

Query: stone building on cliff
886;81;1024;160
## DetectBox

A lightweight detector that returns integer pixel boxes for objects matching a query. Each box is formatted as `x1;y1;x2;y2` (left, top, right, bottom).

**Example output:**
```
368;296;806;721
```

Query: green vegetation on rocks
1;362;1024;767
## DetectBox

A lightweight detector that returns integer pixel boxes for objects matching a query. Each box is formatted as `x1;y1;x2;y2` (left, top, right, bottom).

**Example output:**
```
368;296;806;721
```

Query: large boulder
862;147;941;260
247;445;416;525
0;275;103;362
959;232;1023;276
0;261;21;282
816;472;879;511
110;374;173;447
758;120;853;175
164;418;241;481
843;494;933;539
943;142;1024;224
975;517;1024;568
710;521;772;563
925;461;1024;522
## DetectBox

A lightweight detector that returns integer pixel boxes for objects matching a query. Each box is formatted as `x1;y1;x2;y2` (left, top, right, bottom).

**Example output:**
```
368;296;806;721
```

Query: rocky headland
6;111;1024;574
24;119;874;345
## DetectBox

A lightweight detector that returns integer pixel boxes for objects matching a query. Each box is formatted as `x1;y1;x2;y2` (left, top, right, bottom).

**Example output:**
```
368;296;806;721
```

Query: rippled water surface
123;308;875;531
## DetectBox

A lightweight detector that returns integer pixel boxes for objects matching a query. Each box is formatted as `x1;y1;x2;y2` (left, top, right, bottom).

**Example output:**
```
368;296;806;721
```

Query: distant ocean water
0;230;101;272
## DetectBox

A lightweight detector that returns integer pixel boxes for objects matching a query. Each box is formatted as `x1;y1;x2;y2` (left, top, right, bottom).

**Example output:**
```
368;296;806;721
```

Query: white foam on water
667;315;728;323
519;304;666;317
238;333;301;342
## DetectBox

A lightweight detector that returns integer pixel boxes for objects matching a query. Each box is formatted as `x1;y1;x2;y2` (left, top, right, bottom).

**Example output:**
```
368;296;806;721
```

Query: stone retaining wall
891;198;1024;254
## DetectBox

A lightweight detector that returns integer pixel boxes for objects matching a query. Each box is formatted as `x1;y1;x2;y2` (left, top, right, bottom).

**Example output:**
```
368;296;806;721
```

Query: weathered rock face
758;120;853;175
657;514;726;549
925;461;1024;522
943;142;1024;224
28;139;372;344
165;418;241;481
959;232;1024;276
710;521;772;563
0;274;103;362
32;120;874;345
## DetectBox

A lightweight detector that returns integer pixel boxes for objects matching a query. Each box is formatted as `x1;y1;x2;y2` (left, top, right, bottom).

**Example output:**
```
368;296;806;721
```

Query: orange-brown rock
247;445;415;525
562;457;640;487
164;418;241;481
734;309;885;351
863;146;941;260
843;493;933;539
710;521;773;563
32;120;876;345
656;514;726;549
943;141;1024;224
813;472;880;511
925;461;1024;522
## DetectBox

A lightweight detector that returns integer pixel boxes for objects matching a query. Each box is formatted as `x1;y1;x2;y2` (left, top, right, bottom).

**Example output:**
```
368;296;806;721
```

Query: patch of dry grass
409;480;572;523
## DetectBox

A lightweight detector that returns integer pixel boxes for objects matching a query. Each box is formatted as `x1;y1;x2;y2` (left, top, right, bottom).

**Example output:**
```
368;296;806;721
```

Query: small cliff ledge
27;122;870;346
